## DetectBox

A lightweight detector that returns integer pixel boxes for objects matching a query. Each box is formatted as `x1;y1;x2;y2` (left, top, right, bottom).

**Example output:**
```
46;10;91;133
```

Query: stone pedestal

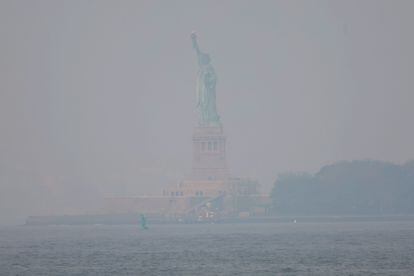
191;126;229;180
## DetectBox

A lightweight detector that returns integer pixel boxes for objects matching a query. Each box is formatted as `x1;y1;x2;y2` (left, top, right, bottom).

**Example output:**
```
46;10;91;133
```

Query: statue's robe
196;63;220;126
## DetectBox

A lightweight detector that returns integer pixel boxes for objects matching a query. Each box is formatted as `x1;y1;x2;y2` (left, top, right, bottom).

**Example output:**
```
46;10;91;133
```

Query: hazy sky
1;0;414;223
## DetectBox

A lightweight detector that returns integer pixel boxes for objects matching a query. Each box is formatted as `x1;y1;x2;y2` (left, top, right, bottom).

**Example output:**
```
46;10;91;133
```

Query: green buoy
140;214;148;230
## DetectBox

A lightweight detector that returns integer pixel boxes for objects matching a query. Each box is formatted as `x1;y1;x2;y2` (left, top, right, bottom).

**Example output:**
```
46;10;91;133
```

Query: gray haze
1;0;414;225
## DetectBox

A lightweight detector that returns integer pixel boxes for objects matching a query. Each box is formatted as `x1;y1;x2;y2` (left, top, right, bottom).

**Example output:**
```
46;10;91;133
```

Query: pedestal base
191;126;229;180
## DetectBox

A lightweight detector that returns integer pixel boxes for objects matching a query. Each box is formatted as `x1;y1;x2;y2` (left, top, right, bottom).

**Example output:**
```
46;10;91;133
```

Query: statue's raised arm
191;32;211;67
191;32;200;56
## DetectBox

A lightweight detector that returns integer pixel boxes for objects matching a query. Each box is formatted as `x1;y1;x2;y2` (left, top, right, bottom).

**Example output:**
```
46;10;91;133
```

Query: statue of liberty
191;32;221;126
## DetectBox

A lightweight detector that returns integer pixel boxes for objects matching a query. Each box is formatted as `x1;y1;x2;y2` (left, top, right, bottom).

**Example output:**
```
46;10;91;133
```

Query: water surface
1;221;414;275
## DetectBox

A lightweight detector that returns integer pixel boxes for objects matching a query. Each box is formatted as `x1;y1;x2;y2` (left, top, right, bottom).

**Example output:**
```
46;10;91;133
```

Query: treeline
271;160;414;215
